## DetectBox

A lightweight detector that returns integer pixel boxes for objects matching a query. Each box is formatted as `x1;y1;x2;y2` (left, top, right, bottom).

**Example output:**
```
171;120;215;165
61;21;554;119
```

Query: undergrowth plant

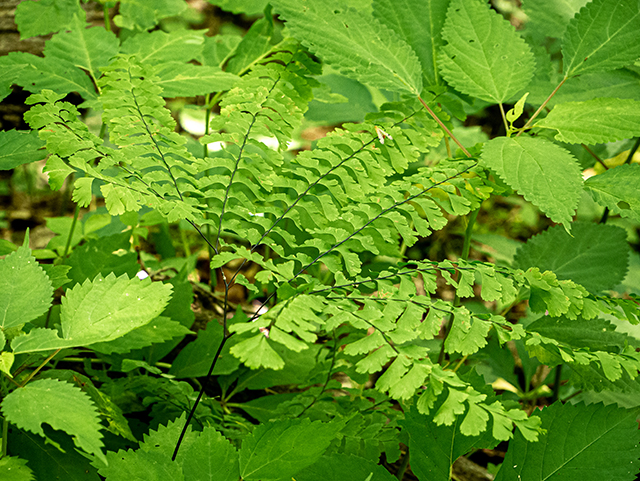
1;0;640;479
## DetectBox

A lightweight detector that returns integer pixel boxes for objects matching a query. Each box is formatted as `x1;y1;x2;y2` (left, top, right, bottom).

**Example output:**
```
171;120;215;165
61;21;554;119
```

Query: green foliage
0;0;639;479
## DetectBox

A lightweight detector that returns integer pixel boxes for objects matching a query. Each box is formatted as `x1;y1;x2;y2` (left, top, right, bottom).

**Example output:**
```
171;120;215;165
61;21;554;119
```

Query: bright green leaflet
0;130;46;170
43;15;119;79
14;0;85;39
119;29;206;65
0;245;53;329
480;136;583;230
11;272;172;354
562;0;640;77
0;456;35;481
372;0;450;87
438;0;535;103
152;63;239;97
271;0;423;95
514;222;629;293
239;418;343;480
1;378;106;464
535;98;640;144
585;164;640;223
495;402;640;481
522;0;589;39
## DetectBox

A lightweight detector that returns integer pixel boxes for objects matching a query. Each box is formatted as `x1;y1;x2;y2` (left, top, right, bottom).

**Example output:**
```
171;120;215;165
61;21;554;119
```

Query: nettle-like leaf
11;272;172;354
372;0;451;87
535;98;640;144
115;0;187;32
0;129;46;170
0;456;34;481
271;0;424;95
496;402;640;481
2;378;106;464
562;0;640;77
295;454;397;481
481;136;582;230
120;29;207;64
514;222;629;293
14;0;85;39
0;244;53;329
239;418;343;481
438;0;535;104
585;164;640;222
43;15;119;80
522;0;589;39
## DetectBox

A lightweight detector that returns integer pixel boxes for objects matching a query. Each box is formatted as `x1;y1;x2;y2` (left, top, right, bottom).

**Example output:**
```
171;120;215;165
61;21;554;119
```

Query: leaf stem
418;96;471;158
438;208;479;365
61;203;80;262
516;76;568;136
498;103;508;135
19;349;62;387
395;449;410;480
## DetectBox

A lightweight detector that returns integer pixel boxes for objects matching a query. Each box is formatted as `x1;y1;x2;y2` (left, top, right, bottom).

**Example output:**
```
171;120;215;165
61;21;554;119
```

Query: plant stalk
61;204;80;262
516;76;568;136
418;96;471;158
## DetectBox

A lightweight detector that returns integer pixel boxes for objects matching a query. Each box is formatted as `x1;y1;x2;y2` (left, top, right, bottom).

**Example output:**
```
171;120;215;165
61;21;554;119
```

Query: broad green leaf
115;0;187;31
0;64;25;102
41;264;72;290
535;98;640;144
181;427;240;481
562;0;640;77
14;0;85;39
11;272;172;354
153;63;240;97
438;0;535;103
400;403;496;481
373;0;451;87
1;378;106;464
211;0;270;15
528;316;630;352
44;16;118;78
0;245;53;329
0;52;97;100
523;0;589;39
0;129;46;170
90;316;191;355
0;456;34;481
66;232;139;285
526;69;640;108
9;428;100;481
226;7;274;75
481;136;582;229
495;402;640;481
272;0;423;95
201;34;242;67
295;454;396;481
239;418;342;480
514;222;629;293
120;29;206;65
585;164;640;222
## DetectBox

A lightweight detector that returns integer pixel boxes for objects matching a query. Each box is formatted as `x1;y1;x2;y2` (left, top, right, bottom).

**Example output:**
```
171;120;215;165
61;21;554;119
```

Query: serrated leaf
0;64;25;102
0;52;97;100
2;378;105;464
295;454;396;481
44;16;119;78
535;98;640;144
522;0;589;39
373;0;450;87
226;8;274;75
0;245;53;329
481;136;582;229
585;164;640;222
0;456;34;481
213;0;270;15
438;0;535;103
90;316;191;355
272;0;423;95
181;427;240;481
0;130;46;170
562;0;640;77
14;0;85;39
115;0;187;31
515;222;629;293
11;272;172;354
152;63;239;97
528;315;630;352
496;402;640;481
120;29;206;64
239;418;342;480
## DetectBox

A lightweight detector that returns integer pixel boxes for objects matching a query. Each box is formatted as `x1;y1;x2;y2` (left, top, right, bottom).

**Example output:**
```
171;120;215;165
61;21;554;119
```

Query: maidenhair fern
1;0;640;479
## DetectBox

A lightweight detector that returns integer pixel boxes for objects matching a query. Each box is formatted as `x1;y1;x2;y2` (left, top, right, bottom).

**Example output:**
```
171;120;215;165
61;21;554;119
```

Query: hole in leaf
617;201;631;210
